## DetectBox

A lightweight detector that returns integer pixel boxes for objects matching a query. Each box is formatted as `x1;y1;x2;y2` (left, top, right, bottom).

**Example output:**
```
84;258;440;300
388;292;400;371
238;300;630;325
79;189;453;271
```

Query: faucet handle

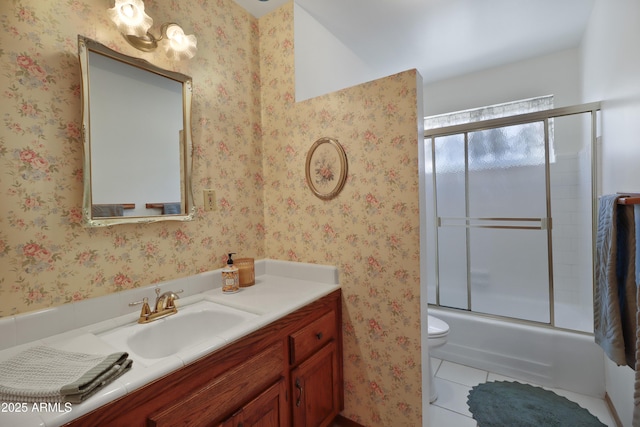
129;297;147;307
140;298;152;317
129;297;152;323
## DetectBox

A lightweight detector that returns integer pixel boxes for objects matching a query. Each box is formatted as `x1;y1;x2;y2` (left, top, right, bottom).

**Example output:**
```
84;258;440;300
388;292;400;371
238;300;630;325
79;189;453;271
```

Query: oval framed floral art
305;137;348;200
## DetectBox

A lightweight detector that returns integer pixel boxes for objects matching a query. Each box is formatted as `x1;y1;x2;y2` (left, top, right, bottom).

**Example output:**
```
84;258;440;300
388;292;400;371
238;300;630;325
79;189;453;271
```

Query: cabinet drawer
289;309;336;365
148;341;284;427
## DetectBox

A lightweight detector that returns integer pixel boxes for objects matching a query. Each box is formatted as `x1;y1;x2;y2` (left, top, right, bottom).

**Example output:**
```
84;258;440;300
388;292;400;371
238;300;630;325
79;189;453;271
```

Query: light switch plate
203;189;217;211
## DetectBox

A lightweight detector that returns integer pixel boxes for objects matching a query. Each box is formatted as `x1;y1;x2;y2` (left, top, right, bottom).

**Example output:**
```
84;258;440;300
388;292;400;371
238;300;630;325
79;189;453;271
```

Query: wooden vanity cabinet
289;310;341;427
64;290;342;427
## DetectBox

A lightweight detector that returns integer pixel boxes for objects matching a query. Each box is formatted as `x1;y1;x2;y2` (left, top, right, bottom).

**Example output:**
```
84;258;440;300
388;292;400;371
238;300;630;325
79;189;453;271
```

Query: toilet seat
428;315;449;337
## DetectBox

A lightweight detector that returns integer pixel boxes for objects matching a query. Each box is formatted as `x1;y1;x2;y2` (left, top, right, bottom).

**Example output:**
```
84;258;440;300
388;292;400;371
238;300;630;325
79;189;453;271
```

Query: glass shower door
431;121;552;323
467;122;550;323
433;134;468;310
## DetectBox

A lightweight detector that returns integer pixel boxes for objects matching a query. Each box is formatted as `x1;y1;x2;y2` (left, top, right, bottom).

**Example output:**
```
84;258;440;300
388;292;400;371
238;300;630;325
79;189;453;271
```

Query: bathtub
427;306;606;398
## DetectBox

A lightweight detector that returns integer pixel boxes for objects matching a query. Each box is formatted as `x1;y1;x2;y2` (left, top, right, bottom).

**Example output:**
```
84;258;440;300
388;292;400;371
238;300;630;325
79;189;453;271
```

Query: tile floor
429;358;617;427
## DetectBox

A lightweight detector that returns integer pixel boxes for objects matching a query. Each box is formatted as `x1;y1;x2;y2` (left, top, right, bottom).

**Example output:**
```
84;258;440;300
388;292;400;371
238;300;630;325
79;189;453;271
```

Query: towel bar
617;193;640;205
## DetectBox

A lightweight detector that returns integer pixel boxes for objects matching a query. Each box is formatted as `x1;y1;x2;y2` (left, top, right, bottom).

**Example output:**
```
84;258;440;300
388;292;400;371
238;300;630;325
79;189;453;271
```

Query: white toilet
427;314;450;403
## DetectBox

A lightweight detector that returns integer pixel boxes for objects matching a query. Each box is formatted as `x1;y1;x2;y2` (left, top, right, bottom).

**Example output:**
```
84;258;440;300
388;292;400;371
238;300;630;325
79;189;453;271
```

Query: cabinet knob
316;332;323;340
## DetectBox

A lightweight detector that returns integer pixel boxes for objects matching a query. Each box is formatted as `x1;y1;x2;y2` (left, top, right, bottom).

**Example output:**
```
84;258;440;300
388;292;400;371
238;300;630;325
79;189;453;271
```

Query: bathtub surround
1;1;423;425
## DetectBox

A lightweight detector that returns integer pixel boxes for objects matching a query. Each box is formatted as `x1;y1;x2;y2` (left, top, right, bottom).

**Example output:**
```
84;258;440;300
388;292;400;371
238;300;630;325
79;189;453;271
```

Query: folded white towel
0;345;131;403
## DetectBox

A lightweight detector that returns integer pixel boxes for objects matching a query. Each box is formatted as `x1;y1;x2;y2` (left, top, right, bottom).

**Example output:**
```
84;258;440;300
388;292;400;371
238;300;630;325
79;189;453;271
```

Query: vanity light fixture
108;0;197;60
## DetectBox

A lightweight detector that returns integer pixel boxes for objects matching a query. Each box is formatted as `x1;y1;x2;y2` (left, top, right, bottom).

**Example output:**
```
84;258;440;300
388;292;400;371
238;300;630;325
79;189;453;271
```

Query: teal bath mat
467;381;607;427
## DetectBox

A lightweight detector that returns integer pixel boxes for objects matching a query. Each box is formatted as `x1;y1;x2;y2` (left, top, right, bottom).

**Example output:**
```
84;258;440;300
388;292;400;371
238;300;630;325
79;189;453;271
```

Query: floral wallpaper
260;6;423;426
0;0;423;425
0;0;264;316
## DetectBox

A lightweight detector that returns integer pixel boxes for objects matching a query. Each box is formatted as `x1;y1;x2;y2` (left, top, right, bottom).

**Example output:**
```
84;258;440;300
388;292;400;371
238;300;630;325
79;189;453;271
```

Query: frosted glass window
425;96;554;171
425;95;553;129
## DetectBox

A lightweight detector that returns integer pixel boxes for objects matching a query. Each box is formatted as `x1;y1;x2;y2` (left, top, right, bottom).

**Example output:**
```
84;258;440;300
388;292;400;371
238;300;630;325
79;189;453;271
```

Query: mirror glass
78;36;194;227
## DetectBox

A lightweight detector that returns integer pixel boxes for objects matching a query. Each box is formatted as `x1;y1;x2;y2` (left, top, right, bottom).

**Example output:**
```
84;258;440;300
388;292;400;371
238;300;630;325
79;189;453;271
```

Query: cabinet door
291;342;339;427
219;379;288;427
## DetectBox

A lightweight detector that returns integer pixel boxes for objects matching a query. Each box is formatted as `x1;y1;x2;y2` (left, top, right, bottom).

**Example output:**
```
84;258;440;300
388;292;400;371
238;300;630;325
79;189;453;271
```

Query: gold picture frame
305;137;348;200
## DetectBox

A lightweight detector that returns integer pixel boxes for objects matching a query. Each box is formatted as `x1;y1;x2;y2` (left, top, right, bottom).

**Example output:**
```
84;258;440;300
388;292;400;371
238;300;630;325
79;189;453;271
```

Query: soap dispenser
221;253;240;293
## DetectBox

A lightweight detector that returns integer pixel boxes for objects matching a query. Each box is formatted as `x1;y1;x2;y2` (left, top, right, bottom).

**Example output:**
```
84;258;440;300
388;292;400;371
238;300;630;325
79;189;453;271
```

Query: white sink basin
99;300;259;360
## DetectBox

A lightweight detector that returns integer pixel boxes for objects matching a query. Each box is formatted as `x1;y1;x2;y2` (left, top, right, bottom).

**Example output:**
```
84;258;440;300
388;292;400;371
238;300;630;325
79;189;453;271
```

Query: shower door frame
425;102;601;328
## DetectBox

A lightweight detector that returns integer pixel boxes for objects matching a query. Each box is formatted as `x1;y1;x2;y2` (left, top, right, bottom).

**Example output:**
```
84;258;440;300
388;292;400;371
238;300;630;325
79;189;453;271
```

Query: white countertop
0;260;340;427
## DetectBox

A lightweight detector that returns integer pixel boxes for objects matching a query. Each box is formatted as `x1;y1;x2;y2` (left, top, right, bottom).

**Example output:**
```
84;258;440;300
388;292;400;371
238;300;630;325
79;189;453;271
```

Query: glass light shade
163;24;197;60
108;0;153;37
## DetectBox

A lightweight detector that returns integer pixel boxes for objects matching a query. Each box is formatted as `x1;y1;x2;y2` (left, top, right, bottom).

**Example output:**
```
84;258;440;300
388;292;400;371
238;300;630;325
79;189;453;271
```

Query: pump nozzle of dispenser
227;253;236;265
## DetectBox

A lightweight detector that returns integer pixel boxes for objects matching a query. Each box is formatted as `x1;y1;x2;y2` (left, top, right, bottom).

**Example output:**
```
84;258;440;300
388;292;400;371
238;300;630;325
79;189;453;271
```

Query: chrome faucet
130;288;183;324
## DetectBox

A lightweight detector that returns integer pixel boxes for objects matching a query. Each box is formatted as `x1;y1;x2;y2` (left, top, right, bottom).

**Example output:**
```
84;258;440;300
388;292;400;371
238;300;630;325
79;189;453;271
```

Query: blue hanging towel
594;194;637;368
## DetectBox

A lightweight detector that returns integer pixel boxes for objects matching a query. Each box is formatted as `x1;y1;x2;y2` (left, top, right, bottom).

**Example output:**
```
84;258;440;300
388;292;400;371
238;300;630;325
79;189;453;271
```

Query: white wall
423;48;582;116
582;0;640;190
581;0;640;425
294;3;378;102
